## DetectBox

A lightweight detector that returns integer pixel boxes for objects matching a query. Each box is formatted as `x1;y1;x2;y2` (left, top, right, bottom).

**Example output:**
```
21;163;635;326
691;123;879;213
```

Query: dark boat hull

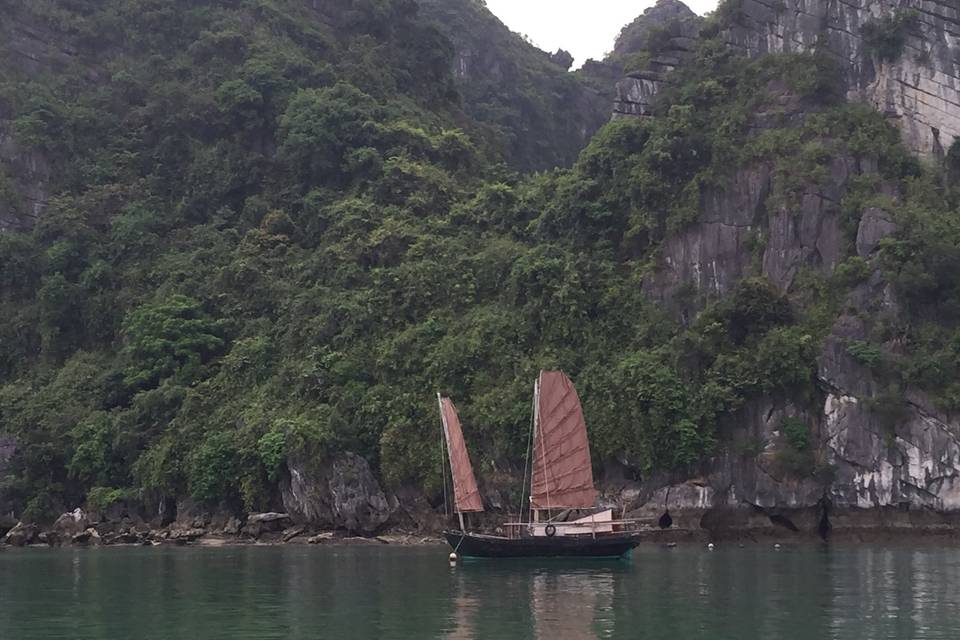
444;531;641;559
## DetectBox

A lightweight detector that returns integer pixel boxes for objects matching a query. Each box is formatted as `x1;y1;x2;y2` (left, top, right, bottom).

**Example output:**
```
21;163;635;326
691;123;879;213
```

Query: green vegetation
0;0;958;520
417;0;610;171
774;416;815;477
862;11;920;63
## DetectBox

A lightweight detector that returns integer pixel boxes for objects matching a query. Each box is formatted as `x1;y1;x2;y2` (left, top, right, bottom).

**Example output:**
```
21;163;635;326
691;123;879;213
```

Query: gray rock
0;436;15;470
282;452;394;535
102;531;140;545
856;208;898;257
173;498;210;530
631;266;960;531
3;522;37;547
0;513;17;538
611;0;699;59
167;527;205;542
610;0;702;118
612;1;960;159
72;529;93;545
416;0;611;172
737;0;960;159
240;513;289;538
643;165;770;316
247;512;290;524
328;454;392;534
51;508;89;538
222;516;242;535
307;532;334;544
282;525;305;542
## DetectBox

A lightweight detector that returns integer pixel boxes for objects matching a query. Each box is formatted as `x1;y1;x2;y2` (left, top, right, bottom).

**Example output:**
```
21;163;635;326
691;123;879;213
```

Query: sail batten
439;397;484;513
530;371;597;510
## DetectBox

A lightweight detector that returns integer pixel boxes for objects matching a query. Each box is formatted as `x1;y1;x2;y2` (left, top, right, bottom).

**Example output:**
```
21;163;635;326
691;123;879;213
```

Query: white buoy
707;543;715;551
449;552;458;562
774;543;782;550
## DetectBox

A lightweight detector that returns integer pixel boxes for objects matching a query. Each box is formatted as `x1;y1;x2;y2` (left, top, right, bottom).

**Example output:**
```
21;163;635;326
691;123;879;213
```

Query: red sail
530;371;597;510
440;398;484;513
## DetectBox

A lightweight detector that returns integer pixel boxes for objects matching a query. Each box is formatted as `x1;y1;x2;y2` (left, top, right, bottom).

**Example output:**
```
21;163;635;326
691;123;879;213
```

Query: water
1;543;958;639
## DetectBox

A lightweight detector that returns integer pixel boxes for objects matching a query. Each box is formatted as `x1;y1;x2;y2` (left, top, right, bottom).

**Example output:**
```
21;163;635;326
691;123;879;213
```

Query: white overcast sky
484;0;721;66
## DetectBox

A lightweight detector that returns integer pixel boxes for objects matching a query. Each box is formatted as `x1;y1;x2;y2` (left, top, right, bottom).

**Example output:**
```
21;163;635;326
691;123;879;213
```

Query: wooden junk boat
438;370;643;559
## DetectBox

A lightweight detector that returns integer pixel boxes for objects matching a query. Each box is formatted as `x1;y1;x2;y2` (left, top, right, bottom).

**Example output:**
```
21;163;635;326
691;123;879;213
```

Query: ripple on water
0;543;958;639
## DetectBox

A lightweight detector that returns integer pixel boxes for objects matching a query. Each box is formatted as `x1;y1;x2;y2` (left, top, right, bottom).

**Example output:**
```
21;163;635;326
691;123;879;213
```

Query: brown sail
439;397;484;513
530;371;597;510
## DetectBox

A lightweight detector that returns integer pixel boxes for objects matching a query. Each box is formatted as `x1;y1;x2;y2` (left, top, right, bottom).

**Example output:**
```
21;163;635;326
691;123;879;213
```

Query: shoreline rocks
3;502;960;549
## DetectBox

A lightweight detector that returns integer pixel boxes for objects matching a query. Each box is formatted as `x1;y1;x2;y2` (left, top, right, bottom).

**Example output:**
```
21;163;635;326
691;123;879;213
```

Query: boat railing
501;518;651;539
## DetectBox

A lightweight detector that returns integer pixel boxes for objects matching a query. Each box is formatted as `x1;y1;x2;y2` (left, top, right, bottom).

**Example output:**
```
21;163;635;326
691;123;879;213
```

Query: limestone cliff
0;12;64;231
609;0;703;118
615;0;960;159
417;0;612;171
622;4;960;537
2;0;960;543
724;0;960;159
729;0;960;156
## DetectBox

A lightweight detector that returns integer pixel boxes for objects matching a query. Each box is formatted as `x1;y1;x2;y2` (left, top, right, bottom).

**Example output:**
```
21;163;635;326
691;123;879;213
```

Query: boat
437;371;643;559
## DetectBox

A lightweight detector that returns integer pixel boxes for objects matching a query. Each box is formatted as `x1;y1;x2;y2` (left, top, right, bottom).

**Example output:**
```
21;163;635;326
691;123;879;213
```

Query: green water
0;543;958;639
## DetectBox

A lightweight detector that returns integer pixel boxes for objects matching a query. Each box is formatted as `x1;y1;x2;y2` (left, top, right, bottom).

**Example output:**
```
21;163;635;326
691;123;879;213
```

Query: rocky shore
4;499;960;550
0;506;447;549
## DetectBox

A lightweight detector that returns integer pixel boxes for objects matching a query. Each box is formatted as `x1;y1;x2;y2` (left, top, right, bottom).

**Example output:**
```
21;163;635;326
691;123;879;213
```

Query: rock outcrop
0;435;14;470
417;0;612;171
613;0;960;158
610;0;703;118
2;522;38;547
633;68;960;538
724;0;960;159
282;452;394;535
0;13;74;231
0;436;16;517
48;508;90;544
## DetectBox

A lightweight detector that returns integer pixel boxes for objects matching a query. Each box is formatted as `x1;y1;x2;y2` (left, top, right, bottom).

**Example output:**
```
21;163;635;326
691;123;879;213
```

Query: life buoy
544;524;557;537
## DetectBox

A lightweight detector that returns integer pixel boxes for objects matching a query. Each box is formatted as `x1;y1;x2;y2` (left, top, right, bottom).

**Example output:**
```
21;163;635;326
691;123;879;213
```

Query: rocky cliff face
282;453;395;535
417;0;612;171
724;0;960;159
0;13;69;231
610;0;702;118
0;435;15;514
616;0;960;159
629;46;960;538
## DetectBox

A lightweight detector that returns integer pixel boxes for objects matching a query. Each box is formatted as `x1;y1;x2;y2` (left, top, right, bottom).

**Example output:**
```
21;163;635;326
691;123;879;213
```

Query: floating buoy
707;543;715;551
449;552;458;563
774;543;782;550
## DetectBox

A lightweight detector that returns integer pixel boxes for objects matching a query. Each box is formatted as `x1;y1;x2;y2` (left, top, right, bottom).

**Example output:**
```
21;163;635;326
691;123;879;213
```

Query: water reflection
442;560;628;640
531;571;614;639
441;545;960;640
0;544;958;639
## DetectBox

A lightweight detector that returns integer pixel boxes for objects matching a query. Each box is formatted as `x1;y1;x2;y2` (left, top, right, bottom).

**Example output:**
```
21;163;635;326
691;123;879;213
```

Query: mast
532;372;545;523
519;376;537;525
438;393;455;527
437;394;484;530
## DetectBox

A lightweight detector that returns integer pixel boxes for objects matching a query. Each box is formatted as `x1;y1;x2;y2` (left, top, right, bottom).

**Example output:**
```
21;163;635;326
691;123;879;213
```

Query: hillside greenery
416;0;612;172
0;0;958;521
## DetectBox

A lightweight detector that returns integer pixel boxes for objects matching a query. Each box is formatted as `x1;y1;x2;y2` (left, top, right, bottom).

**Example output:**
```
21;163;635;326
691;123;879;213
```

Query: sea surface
1;542;958;639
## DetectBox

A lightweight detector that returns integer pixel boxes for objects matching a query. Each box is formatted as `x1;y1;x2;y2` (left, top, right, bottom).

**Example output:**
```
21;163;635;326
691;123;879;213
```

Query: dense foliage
1;0;958;520
416;0;611;172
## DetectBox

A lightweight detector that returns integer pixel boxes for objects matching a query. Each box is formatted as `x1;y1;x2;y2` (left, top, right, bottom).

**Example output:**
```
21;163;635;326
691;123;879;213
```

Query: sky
484;0;721;66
